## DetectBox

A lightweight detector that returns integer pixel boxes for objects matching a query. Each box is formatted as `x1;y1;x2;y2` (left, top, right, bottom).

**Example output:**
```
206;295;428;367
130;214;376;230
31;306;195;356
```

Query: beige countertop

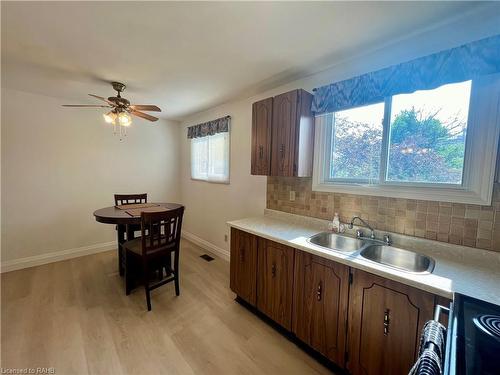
227;209;500;305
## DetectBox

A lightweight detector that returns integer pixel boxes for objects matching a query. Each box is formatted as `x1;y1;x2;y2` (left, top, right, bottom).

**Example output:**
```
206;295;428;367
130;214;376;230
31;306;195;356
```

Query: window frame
312;75;500;205
190;130;231;184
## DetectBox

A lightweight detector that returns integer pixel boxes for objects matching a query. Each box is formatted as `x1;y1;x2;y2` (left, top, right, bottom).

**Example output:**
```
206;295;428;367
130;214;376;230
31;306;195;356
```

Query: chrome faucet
349;216;376;239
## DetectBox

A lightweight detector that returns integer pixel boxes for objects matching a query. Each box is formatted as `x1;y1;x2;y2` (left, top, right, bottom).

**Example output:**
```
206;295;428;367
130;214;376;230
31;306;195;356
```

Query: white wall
179;9;500;255
2;5;498;265
1;88;180;265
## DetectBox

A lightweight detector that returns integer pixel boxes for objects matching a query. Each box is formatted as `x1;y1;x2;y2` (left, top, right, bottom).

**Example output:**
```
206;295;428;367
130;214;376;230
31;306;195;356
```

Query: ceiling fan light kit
62;81;162;140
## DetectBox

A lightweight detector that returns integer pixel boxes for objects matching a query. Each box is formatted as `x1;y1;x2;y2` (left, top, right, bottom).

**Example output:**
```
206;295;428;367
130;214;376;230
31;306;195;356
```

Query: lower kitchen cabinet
292;251;350;367
229;228;257;305
347;268;435;375
229;229;447;373
257;238;295;330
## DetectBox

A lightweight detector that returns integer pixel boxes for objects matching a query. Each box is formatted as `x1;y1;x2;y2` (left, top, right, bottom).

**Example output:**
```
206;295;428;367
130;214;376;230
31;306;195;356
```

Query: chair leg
125;251;132;295
145;286;152;311
165;252;172;277
174;251;180;296
118;246;124;276
117;225;126;276
157;265;163;280
143;260;152;311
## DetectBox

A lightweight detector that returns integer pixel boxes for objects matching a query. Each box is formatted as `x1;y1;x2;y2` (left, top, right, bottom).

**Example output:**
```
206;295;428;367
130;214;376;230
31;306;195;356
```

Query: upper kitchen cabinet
251;97;273;175
250;89;314;177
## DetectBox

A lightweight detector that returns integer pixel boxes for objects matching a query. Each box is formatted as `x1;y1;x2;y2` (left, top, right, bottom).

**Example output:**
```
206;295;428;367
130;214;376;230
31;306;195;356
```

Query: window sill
190;177;230;185
311;181;493;205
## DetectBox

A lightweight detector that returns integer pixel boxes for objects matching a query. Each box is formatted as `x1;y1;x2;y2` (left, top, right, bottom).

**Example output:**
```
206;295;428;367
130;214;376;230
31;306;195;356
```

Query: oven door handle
434;304;450;324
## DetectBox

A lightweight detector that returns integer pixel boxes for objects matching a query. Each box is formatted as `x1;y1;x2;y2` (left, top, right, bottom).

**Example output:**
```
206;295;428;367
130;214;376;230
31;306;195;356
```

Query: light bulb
118;112;132;127
103;111;117;124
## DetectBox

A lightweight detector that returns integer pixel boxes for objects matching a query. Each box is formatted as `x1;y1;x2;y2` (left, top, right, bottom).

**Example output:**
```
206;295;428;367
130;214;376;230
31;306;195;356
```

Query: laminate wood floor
1;240;333;375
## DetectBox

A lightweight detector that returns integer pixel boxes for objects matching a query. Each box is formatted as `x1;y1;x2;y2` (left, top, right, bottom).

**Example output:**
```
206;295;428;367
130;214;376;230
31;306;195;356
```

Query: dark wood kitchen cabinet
271;89;313;177
292;251;350;367
347;268;435;375
251;97;273;175
250;89;314;177
229;229;449;372
230;228;257;306
256;238;295;330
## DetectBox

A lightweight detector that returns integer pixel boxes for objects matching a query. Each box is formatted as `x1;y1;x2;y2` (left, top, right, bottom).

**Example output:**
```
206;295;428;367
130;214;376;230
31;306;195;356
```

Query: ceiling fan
62;82;161;137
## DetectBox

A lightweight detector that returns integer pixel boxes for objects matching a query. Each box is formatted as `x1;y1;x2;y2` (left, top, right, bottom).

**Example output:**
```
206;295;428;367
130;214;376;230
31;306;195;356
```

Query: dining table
94;202;183;276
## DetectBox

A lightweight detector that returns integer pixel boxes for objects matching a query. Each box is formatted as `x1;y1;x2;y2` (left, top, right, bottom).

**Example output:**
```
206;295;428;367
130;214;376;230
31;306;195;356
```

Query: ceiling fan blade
130;110;159;122
129;105;161;112
88;94;114;105
62;104;112;108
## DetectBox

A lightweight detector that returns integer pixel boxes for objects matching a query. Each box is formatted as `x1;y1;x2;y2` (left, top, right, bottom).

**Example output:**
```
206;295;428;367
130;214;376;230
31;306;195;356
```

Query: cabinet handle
316;282;322;301
280;144;285;158
239;248;245;263
259;145;264;159
383;309;390;336
271;263;276;277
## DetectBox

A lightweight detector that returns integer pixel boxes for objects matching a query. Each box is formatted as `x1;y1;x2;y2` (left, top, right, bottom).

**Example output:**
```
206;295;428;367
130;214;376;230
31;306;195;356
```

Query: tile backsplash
267;177;500;252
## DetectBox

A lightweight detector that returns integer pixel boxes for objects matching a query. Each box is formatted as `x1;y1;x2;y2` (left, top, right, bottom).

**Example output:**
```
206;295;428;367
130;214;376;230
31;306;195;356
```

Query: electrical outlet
224;234;228;242
289;190;296;201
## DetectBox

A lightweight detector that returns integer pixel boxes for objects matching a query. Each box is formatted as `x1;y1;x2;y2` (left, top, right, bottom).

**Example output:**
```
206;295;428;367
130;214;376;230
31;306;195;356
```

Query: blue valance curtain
187;116;230;139
311;34;500;115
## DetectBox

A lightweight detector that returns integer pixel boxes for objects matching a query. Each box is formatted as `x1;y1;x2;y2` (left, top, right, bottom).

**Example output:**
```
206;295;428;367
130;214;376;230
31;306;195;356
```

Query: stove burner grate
473;314;500;340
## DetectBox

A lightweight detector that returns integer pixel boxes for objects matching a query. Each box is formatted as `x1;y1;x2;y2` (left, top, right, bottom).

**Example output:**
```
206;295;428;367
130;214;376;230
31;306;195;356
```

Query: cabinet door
257;238;295;329
230;228;257;306
251;97;273;175
292;251;349;366
271;90;298;176
347;269;434;375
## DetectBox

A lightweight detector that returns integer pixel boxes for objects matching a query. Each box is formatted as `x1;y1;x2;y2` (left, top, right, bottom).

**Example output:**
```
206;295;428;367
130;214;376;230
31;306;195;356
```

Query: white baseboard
1;241;117;273
182;231;230;261
2;232;229;273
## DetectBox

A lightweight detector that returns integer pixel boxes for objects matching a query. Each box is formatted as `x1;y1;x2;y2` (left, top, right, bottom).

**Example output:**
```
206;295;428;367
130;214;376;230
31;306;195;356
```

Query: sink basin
360;245;435;274
307;232;366;252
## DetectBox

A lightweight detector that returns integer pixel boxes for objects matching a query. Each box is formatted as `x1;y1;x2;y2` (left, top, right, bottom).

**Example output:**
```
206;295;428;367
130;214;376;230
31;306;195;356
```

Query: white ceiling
1;2;494;120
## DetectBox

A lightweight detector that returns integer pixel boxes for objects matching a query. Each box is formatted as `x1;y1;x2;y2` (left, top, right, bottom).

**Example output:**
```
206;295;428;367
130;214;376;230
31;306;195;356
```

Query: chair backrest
140;206;185;255
115;193;147;206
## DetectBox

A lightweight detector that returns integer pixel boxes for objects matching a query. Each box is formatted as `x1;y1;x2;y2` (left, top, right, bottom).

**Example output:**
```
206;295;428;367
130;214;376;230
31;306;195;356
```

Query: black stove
445;293;500;375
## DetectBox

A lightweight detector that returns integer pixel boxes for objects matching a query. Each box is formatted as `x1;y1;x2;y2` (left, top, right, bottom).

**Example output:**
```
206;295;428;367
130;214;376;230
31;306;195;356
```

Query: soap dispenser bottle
331;213;341;233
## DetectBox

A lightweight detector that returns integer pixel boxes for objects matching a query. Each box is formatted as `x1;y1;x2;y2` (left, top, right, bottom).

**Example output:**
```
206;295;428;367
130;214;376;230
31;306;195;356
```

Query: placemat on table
115;203;159;210
125;206;169;217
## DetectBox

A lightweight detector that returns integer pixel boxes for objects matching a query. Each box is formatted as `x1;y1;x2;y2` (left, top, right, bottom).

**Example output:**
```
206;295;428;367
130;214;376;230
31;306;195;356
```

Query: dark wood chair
123;206;185;311
114;193;148;276
114;194;148;206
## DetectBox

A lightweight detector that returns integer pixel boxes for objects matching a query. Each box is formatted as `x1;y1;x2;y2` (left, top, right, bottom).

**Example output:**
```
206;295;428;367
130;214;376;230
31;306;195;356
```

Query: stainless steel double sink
307;232;435;274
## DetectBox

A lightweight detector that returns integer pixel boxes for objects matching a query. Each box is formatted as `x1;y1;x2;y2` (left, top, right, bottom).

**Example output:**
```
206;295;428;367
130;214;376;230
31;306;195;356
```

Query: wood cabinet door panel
229;228;257;305
293;251;349;366
348;269;434;375
251;97;273;175
271;90;298;176
257;238;294;329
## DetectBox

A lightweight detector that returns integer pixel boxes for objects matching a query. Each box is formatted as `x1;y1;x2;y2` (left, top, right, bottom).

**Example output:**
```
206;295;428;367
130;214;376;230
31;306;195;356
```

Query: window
314;76;500;205
328;102;384;182
386;81;471;184
191;132;230;183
